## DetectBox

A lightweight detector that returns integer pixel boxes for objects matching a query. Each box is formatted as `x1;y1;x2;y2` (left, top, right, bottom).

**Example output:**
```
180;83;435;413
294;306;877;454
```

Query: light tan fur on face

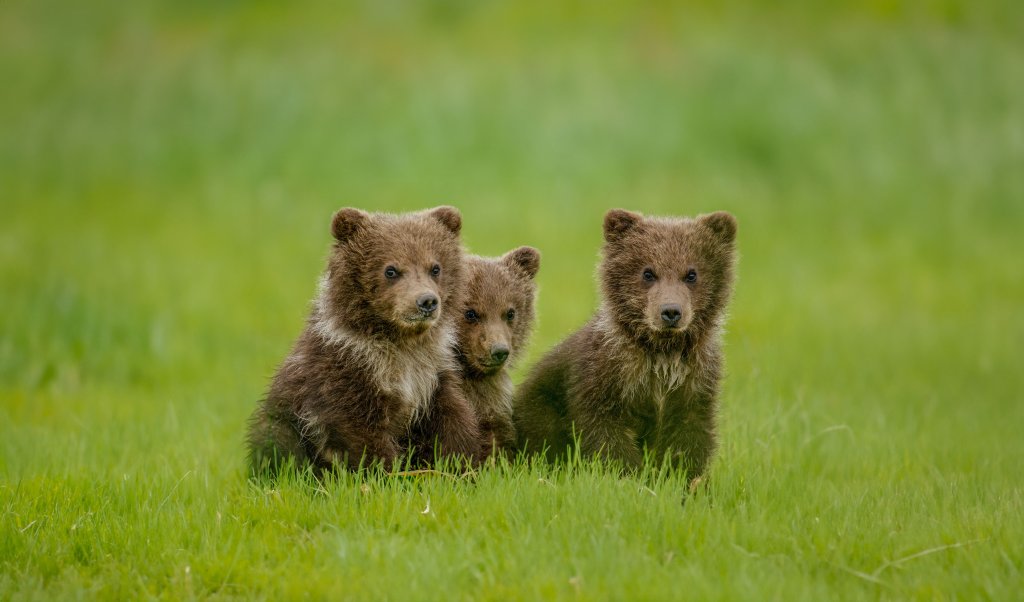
601;209;736;354
374;248;444;333
324;206;463;340
462;293;516;375
457;249;539;378
646;279;694;331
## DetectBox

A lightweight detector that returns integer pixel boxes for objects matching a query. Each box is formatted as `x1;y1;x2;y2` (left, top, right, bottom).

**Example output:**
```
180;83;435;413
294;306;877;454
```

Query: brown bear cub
454;248;541;452
513;209;737;481
247;206;482;477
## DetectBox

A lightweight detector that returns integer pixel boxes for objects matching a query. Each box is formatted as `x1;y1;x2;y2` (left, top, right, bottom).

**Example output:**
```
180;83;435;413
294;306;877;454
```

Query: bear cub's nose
489;345;510;364
417;293;439;314
660;304;682;327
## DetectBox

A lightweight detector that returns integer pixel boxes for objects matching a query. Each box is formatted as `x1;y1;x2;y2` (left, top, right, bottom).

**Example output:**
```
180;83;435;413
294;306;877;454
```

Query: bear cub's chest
627;352;691;414
384;359;440;423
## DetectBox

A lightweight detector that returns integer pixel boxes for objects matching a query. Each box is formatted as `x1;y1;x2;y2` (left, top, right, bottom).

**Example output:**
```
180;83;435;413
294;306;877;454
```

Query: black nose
490;345;510;364
417;293;439;314
660;304;682;327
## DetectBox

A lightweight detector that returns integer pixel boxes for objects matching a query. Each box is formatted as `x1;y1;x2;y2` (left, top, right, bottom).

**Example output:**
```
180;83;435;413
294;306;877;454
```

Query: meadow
2;0;1023;599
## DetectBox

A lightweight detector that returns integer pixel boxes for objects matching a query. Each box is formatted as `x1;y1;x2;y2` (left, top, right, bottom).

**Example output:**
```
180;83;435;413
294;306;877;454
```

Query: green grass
2;0;1023;599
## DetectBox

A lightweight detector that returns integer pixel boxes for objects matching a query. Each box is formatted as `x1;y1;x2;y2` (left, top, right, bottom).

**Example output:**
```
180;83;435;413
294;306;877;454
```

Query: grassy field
2;0;1023;599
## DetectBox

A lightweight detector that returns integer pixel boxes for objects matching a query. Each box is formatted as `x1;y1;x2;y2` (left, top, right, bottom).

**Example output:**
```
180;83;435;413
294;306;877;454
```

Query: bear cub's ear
503;246;541;280
428;206;462;236
699;211;738;244
332;208;370;243
603;209;643;243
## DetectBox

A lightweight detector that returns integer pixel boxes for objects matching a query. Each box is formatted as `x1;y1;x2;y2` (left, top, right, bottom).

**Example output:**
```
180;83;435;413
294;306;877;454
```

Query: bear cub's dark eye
430;264;441;278
464;309;479;323
384;266;399;279
685;269;698;283
642;268;657;282
506;309;516;322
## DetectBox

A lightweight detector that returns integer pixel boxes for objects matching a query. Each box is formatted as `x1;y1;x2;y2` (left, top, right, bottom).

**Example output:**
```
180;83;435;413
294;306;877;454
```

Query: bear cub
247;206;482;476
513;209;737;481
454;247;540;452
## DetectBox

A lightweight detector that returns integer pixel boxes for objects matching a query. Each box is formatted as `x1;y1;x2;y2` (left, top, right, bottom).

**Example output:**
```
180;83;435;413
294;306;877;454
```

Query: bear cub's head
456;247;540;378
601;208;737;352
322;206;464;339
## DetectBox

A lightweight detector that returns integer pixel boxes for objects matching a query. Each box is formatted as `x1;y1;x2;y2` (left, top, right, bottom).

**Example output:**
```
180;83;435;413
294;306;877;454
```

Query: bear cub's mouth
476;358;507;374
651;323;689;337
403;309;440;332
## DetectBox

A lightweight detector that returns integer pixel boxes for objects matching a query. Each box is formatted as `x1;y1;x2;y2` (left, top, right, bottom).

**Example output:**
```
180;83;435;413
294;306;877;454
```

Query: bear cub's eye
464;309;479;323
642;268;657;282
684;269;698;283
384;266;400;279
506;309;516;322
430;264;441;278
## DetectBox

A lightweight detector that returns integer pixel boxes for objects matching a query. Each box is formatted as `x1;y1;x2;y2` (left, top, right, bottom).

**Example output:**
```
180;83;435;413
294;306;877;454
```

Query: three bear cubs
248;205;736;481
247;206;540;475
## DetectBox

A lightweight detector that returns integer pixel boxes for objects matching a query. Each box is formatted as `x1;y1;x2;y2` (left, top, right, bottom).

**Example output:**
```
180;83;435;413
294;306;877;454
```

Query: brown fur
513;209;737;479
246;206;482;476
454;247;540;452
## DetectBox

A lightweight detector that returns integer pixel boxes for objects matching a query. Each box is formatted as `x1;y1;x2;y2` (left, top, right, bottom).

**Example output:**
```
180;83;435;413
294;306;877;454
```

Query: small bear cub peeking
455;247;541;452
247;206;481;476
513;209;737;481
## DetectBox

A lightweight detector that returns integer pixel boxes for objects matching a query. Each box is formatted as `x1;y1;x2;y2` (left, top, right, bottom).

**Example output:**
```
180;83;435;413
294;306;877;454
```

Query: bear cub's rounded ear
503;246;541;279
332;208;369;243
603;209;643;243
699;211;738;244
428;206;462;236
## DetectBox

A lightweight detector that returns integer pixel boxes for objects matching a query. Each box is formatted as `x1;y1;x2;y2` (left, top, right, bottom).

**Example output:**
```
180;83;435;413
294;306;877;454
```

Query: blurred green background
2;0;1022;599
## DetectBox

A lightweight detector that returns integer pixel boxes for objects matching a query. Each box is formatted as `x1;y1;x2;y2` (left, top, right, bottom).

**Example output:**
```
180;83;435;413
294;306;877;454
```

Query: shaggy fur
513;209;737;480
455;247;540;452
247;206;482;476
